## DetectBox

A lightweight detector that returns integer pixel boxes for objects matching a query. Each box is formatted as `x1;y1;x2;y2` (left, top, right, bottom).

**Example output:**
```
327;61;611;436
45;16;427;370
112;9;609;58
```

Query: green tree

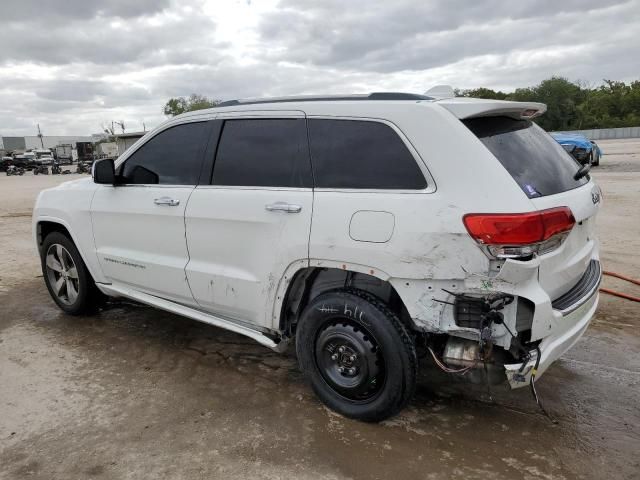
508;77;585;130
458;87;508;100
163;94;219;116
454;77;640;131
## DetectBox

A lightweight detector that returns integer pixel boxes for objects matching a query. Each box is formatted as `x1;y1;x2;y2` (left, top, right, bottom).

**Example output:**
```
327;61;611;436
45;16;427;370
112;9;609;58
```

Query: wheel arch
275;262;415;336
36;219;73;251
35;217;104;284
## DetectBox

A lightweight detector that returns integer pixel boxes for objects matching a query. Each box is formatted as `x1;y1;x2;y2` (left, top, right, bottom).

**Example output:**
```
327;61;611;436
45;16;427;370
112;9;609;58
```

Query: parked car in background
33;148;53;159
0;156;14;172
11;154;36;170
34;150;55;166
590;140;602;166
550;132;601;166
21;152;38;169
39;155;55;166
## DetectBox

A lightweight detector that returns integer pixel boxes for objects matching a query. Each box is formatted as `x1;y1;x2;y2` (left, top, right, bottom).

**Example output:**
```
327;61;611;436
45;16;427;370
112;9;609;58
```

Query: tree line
163;77;640;132
163;94;220;116
457;77;640;131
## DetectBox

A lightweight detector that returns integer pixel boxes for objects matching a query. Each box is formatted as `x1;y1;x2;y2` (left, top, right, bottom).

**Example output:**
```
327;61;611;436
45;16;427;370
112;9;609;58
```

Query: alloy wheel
45;244;79;305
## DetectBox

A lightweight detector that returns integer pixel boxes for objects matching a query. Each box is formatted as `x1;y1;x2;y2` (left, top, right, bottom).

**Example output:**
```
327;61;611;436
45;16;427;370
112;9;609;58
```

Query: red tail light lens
463;207;575;246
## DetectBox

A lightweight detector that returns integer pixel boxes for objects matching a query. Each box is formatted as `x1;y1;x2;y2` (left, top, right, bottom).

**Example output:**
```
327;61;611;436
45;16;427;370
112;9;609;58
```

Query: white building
114;131;147;156
0;135;94;152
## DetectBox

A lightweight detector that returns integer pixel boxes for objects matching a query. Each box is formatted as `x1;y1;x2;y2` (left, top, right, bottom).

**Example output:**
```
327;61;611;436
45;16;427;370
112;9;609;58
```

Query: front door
91;120;212;305
185;114;313;328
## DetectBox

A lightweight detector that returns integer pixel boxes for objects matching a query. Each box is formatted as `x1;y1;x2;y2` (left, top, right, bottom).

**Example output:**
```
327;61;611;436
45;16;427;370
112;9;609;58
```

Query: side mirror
93;158;115;185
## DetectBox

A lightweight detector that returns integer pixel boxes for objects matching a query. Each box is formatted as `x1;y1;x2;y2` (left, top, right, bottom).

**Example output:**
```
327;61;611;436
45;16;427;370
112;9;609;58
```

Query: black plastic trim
196;120;221;186
551;260;601;313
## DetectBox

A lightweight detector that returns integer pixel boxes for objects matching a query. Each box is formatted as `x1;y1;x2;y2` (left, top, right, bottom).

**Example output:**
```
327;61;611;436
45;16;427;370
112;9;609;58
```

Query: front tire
296;289;417;422
41;232;102;315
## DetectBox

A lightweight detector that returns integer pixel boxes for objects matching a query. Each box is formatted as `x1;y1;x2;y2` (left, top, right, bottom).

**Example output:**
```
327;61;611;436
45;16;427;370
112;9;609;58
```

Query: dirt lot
1;141;639;480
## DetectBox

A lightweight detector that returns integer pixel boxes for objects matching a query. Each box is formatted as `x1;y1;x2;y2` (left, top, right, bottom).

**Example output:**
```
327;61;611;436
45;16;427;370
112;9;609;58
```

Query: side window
120;122;209;185
308;119;427;189
212;118;311;188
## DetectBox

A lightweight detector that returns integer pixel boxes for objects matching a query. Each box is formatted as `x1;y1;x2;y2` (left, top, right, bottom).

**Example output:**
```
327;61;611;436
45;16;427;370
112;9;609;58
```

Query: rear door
463;116;600;300
185;112;313;328
91;120;212;305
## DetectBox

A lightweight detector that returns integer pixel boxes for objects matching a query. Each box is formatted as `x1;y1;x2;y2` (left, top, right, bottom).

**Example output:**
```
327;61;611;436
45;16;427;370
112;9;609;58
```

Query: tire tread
296;287;418;421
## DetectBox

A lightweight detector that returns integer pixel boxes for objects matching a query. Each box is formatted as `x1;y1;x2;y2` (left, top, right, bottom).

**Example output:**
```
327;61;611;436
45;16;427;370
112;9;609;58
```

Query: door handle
154;196;180;206
265;202;302;213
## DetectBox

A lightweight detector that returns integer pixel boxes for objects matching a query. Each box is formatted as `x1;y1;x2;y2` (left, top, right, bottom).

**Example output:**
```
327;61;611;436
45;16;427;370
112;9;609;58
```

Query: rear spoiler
435;97;547;120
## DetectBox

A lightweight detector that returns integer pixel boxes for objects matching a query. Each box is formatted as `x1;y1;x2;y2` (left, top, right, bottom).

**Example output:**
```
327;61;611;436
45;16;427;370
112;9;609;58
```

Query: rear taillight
463;207;575;259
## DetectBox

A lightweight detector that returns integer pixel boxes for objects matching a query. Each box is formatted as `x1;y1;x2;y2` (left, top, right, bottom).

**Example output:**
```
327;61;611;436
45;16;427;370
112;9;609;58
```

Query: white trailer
55;144;73;164
97;142;118;158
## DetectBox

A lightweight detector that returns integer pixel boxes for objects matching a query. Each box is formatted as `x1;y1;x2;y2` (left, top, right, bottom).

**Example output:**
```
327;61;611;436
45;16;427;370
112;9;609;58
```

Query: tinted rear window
463;117;588;198
308;119;427;189
213;119;311;188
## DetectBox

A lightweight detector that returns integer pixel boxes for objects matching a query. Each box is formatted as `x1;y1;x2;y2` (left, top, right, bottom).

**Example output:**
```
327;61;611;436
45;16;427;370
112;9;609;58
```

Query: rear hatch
440;98;600;302
528;183;599;301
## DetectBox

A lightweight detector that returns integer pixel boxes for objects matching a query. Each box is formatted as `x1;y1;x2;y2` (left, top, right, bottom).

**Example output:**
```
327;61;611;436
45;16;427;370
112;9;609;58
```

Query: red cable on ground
599;271;640;303
603;270;640;287
599;287;640;303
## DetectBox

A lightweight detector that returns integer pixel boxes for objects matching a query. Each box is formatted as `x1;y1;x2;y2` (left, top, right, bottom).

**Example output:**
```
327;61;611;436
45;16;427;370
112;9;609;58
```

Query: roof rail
216;92;432;107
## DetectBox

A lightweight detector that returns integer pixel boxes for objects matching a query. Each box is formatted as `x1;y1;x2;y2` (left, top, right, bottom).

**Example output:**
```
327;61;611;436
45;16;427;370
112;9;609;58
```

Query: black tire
592;150;600;166
40;231;103;315
584;152;593;166
296;288;417;422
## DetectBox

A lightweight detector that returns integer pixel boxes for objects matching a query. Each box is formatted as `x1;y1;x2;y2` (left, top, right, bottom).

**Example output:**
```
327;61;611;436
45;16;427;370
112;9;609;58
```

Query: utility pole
37;124;44;148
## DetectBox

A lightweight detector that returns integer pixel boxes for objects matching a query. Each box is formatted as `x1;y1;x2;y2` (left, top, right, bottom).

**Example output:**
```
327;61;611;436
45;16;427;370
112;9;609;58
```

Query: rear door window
212;118;311;188
463;116;588;198
308;119;427;189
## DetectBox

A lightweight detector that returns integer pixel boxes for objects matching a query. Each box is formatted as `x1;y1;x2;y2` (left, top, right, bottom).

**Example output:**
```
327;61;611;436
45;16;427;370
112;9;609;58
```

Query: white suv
33;92;602;421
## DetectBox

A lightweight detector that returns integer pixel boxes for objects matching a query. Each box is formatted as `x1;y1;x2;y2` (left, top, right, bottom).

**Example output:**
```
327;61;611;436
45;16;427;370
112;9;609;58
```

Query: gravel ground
1;141;639;480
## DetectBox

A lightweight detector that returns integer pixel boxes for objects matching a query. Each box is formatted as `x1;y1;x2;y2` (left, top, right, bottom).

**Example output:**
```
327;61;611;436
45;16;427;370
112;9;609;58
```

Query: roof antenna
425;85;455;100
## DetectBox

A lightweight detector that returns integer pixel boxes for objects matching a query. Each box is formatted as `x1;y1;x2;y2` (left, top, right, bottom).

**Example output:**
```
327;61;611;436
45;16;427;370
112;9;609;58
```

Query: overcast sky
1;0;639;136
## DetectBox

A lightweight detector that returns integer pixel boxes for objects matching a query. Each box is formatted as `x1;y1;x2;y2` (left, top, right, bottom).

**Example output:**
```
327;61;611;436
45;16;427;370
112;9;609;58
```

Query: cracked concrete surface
1;139;639;480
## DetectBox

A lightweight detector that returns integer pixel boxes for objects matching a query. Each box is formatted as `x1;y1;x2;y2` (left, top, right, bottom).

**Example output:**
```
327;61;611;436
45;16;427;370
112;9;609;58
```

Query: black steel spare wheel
296;289;417;422
315;321;385;402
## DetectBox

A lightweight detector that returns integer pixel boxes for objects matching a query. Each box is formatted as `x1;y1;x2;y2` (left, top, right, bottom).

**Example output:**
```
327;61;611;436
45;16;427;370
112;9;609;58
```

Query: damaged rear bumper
504;283;600;389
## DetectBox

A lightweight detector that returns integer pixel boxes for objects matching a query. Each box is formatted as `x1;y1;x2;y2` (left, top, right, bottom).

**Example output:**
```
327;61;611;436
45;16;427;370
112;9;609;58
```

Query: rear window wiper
574;163;591;181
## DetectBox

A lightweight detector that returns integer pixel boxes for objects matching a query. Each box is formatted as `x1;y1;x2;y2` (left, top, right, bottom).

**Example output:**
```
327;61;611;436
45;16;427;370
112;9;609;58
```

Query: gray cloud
1;0;171;22
258;0;636;72
1;0;639;136
0;5;218;65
